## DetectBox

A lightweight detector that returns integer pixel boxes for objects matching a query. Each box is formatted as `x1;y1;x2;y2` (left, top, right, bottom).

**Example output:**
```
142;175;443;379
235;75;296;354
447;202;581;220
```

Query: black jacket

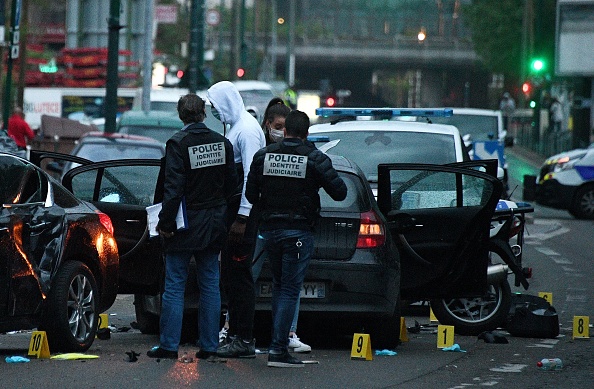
158;122;237;252
245;138;347;231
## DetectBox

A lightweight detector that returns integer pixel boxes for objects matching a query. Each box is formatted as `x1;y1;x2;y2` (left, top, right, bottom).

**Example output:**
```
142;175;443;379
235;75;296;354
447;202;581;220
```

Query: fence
508;109;573;157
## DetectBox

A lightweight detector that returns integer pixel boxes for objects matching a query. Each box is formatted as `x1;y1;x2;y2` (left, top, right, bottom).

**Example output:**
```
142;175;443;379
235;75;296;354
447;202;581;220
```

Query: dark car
33;150;501;348
0;152;119;352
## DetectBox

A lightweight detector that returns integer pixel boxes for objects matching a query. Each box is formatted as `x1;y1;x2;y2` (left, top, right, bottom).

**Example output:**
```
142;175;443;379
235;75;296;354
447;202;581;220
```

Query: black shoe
196;349;227;363
147;346;178;359
267;350;304;368
216;338;256;358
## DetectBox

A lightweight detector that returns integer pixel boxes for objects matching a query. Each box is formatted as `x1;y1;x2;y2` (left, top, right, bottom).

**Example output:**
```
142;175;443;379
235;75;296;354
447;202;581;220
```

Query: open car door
61;159;163;294
376;161;502;300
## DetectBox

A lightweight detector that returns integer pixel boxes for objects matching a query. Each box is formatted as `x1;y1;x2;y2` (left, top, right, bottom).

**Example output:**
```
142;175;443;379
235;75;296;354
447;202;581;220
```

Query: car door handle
126;219;142;223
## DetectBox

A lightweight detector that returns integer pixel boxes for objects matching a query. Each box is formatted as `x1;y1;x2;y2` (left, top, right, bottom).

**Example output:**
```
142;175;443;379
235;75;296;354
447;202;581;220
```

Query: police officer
147;94;237;363
245;110;347;367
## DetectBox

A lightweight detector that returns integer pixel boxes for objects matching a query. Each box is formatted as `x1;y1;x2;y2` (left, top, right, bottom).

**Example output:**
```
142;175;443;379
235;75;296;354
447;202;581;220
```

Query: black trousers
220;198;259;341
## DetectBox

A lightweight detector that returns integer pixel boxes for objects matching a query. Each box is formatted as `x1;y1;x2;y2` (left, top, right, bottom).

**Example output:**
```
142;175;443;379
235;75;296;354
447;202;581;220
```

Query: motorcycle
430;199;534;335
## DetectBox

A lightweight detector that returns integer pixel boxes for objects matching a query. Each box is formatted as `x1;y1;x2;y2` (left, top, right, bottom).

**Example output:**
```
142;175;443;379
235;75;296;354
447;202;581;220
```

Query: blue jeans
160;249;221;353
261;229;314;353
253;234;300;333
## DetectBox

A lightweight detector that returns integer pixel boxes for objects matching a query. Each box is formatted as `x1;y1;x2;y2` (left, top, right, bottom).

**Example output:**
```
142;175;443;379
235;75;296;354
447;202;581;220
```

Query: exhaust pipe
487;264;509;285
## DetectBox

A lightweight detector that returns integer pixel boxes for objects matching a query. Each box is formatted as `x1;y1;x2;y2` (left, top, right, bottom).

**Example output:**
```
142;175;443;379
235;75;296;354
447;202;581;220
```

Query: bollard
523;174;537;201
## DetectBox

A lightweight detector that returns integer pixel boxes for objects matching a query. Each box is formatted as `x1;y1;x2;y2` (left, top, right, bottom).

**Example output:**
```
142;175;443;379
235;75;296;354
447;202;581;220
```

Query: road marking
562;266;577;272
552;257;573;264
566;294;587;303
534;246;560;256
527;339;559;348
489;363;527;372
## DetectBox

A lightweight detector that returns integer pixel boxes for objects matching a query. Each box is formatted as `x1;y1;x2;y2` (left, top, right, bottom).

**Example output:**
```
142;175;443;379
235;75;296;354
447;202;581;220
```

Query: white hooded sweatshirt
207;81;266;217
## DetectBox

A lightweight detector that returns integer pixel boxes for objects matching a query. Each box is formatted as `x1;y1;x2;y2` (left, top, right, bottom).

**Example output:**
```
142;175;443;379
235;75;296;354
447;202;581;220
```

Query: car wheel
569;185;594;219
133;294;160;335
367;302;402;349
430;278;511;336
41;261;98;352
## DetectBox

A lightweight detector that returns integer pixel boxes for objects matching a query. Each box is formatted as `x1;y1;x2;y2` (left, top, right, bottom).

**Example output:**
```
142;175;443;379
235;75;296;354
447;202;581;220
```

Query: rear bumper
255;260;400;317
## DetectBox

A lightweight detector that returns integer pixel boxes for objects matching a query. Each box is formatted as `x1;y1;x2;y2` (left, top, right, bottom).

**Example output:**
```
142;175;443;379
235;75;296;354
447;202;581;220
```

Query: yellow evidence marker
350;333;373;360
437;325;455;349
399;317;409;342
573;316;590;339
538;292;553;306
98;313;109;329
429;307;438;323
28;331;50;358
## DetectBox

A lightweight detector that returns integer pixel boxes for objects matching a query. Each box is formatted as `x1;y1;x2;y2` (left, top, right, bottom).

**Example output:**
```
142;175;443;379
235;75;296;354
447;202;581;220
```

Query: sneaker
267;350;304;368
288;334;312;353
196;349;227;363
216;338;256;358
147;346;178;359
219;327;228;343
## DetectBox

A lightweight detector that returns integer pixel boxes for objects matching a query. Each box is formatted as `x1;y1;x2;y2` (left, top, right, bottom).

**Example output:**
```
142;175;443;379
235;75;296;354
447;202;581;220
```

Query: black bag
506;293;559;338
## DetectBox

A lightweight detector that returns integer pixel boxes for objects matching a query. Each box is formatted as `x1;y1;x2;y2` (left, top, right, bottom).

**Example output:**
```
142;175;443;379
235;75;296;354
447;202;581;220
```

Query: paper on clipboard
146;198;188;238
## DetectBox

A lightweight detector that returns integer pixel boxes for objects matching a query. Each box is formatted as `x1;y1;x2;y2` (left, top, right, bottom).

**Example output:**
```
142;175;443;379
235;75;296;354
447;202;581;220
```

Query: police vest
260;142;320;224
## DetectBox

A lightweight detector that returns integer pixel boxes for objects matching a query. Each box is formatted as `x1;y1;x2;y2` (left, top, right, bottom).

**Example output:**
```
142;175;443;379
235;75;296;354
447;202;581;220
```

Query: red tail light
97;211;114;235
356;210;385;248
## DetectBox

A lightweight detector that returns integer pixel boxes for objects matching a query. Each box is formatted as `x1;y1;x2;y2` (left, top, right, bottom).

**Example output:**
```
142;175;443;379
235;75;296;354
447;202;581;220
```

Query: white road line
534;246;560;256
489;363;527;372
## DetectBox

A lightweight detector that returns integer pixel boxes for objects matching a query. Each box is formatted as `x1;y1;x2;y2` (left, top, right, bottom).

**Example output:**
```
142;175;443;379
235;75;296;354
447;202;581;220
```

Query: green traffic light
529;100;536;108
531;59;545;72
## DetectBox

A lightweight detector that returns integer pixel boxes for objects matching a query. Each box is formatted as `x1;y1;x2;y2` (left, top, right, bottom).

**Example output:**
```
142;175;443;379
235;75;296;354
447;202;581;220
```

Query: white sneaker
219;327;228;343
288;334;311;353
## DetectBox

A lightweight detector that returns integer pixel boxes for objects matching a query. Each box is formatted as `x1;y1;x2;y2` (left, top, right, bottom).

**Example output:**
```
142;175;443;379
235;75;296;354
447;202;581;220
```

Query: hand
159;229;174;238
228;221;246;244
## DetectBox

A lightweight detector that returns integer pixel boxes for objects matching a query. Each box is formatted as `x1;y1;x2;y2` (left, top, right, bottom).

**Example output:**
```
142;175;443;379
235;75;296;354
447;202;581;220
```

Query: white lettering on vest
188;142;225;169
263;153;307;178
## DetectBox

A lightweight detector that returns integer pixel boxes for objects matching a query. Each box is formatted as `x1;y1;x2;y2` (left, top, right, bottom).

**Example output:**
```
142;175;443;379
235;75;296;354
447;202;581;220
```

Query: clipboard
146;197;188;238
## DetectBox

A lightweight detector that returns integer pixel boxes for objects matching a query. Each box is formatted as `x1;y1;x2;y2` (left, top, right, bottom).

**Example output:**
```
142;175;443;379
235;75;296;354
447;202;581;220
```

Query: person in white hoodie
207;81;266;358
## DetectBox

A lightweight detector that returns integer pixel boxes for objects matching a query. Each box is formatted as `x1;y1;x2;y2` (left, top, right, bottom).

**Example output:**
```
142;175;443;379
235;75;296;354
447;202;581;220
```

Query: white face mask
269;129;284;142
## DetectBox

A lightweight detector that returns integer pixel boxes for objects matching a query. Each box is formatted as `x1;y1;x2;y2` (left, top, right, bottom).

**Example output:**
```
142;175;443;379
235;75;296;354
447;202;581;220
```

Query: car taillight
356;210;385;248
97;211;114;235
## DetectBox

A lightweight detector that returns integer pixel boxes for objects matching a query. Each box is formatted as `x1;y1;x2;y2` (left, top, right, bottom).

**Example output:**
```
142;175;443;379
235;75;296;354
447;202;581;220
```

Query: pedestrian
147;94;237;363
499;92;515;131
261;97;291;145
207;81;266;358
7;107;35;151
245;110;347;367
549;97;563;133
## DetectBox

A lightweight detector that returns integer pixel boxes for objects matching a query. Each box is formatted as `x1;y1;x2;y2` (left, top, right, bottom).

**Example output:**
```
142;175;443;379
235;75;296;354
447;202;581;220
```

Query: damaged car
0;152;119;352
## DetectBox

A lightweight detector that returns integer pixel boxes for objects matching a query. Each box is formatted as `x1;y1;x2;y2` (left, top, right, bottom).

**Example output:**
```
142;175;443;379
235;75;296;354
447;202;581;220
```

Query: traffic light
530;58;546;74
522;81;532;97
325;96;336;107
236;68;245;78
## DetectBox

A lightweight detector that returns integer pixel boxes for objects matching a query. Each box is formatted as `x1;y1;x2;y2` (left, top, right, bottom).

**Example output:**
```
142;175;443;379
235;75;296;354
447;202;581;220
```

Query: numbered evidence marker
538;292;553;306
399;317;409;342
350;333;373;360
429;307;438;323
98;313;109;329
437;325;455;349
28;331;50;358
573;316;590;339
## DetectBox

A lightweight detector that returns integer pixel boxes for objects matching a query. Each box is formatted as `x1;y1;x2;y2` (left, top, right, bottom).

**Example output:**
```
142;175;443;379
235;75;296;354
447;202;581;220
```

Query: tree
462;0;556;83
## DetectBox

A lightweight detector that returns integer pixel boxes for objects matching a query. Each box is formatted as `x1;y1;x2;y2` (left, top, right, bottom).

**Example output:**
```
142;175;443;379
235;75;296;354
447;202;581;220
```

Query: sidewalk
507;144;546;170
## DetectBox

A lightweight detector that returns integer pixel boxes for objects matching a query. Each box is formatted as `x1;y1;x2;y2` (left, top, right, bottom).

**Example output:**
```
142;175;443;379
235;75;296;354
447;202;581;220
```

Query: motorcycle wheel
430;245;513;335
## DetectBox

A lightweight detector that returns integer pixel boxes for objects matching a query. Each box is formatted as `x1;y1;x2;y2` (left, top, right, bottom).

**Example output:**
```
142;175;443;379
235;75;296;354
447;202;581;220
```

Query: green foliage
462;0;556;79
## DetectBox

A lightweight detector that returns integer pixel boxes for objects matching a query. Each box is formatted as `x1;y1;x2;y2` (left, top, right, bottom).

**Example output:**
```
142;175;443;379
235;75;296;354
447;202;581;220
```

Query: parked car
535;142;594;219
0;152;119;352
47;132;165;177
232;80;277;122
117;109;224;145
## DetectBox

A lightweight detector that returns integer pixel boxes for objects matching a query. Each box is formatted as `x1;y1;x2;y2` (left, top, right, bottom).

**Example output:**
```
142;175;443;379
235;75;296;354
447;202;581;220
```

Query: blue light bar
307;135;330;142
315;107;454;118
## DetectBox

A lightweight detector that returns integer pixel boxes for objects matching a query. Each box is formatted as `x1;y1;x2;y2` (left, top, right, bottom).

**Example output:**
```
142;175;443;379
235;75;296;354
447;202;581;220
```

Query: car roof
310;119;462;137
80;131;162;144
448;108;502;117
232;80;274;91
118;110;183;128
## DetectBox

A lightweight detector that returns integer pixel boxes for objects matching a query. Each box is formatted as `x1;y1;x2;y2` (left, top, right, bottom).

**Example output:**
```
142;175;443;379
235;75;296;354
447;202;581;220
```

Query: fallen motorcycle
430;199;534;335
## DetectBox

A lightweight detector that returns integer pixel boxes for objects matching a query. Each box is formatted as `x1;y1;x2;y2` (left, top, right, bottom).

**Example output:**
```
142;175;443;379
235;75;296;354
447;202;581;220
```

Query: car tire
569;185;594;219
41;261;98;352
367;302;402;349
133;294;160;335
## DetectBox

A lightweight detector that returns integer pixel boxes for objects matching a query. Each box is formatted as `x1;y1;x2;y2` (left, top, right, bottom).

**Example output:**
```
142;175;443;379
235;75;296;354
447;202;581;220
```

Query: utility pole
189;0;205;93
141;0;154;112
286;0;295;87
239;0;247;74
104;0;121;133
2;0;22;129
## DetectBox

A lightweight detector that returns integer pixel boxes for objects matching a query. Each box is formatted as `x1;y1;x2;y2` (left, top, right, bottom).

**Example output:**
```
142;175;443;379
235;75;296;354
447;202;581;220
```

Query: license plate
257;282;326;299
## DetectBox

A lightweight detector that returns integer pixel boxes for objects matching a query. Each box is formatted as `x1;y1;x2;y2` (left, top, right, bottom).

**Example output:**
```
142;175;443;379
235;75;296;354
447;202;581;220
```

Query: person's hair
261;97;290;129
284;110;310;139
177;94;206;124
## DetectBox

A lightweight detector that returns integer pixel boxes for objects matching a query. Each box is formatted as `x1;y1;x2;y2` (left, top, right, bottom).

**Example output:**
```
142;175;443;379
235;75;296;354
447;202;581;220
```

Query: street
1;147;593;388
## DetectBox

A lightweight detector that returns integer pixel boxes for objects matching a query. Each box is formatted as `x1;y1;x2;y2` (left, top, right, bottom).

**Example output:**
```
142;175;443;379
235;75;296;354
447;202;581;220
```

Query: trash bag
506;293;559;339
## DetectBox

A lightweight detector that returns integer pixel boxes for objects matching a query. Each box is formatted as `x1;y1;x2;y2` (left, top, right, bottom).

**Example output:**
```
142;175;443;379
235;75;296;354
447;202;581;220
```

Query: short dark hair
177;94;206;124
284;110;309;139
